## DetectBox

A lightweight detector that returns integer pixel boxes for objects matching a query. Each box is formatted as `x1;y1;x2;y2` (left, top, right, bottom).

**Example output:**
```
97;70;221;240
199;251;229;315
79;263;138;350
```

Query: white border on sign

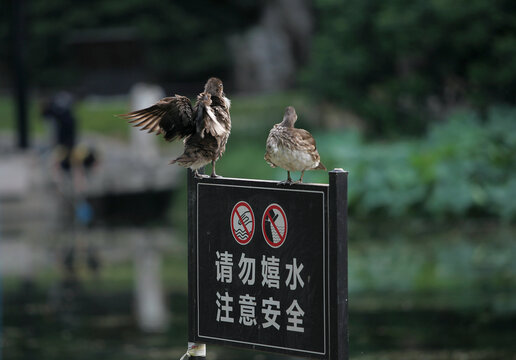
196;182;327;356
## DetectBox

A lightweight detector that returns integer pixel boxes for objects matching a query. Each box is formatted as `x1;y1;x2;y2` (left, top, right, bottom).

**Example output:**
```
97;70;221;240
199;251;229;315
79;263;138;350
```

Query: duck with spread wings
118;77;231;178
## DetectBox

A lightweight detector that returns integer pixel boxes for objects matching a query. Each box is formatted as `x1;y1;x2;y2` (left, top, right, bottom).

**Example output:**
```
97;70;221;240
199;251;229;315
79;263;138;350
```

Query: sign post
187;169;348;360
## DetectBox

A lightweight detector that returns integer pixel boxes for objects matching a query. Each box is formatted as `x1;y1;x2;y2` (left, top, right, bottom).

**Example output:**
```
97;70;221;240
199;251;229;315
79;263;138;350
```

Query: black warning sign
189;176;333;359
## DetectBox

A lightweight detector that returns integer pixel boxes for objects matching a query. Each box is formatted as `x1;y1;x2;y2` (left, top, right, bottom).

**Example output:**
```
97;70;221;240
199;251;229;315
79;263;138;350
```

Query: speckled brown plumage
265;106;326;184
118;78;231;177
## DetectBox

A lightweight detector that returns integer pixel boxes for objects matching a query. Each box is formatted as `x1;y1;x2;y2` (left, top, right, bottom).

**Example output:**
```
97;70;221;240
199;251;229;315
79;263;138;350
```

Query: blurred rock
230;0;313;92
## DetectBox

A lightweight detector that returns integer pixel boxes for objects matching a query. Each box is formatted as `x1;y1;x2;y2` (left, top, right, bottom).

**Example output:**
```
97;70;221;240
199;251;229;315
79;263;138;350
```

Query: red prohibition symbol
262;203;288;248
231;201;255;245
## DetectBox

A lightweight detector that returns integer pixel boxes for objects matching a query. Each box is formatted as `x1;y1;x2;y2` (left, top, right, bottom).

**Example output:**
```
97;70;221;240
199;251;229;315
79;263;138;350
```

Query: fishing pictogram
262;204;288;248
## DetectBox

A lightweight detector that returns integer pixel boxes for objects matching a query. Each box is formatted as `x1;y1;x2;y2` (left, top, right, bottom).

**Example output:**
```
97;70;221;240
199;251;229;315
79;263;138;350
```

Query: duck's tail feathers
315;162;327;170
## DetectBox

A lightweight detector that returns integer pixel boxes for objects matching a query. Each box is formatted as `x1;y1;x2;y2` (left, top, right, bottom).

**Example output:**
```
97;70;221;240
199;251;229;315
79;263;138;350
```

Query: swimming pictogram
230;201;255;245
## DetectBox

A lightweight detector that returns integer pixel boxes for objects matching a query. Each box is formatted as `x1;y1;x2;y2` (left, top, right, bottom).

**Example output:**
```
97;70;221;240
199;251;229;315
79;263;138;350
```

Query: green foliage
350;221;516;294
305;0;516;135
318;107;516;220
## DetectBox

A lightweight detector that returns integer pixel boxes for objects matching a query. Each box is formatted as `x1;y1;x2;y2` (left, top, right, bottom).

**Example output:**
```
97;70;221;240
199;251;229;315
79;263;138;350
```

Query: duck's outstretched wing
118;95;194;142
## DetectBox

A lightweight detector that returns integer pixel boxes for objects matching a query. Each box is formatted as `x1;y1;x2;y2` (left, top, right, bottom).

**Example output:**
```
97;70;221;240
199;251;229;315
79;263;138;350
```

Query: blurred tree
304;0;516;135
1;0;260;90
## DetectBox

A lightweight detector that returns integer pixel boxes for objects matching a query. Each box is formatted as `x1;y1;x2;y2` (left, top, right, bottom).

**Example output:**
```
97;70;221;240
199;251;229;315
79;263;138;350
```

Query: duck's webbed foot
279;171;294;185
193;169;208;178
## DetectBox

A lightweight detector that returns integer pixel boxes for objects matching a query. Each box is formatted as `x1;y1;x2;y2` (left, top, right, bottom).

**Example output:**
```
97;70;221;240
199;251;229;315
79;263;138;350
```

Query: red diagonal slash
266;210;285;243
235;207;251;239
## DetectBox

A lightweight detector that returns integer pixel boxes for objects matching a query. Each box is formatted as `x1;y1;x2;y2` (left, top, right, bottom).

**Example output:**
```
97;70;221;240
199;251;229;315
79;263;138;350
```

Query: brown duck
265;106;326;184
118;77;231;178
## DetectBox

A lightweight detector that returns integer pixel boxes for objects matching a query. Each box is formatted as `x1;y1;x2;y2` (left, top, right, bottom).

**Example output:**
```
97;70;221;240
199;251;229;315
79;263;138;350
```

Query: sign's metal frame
187;169;348;360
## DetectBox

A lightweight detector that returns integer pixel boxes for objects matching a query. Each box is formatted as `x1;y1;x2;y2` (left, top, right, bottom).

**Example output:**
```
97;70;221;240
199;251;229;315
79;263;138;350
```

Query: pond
2;221;516;360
